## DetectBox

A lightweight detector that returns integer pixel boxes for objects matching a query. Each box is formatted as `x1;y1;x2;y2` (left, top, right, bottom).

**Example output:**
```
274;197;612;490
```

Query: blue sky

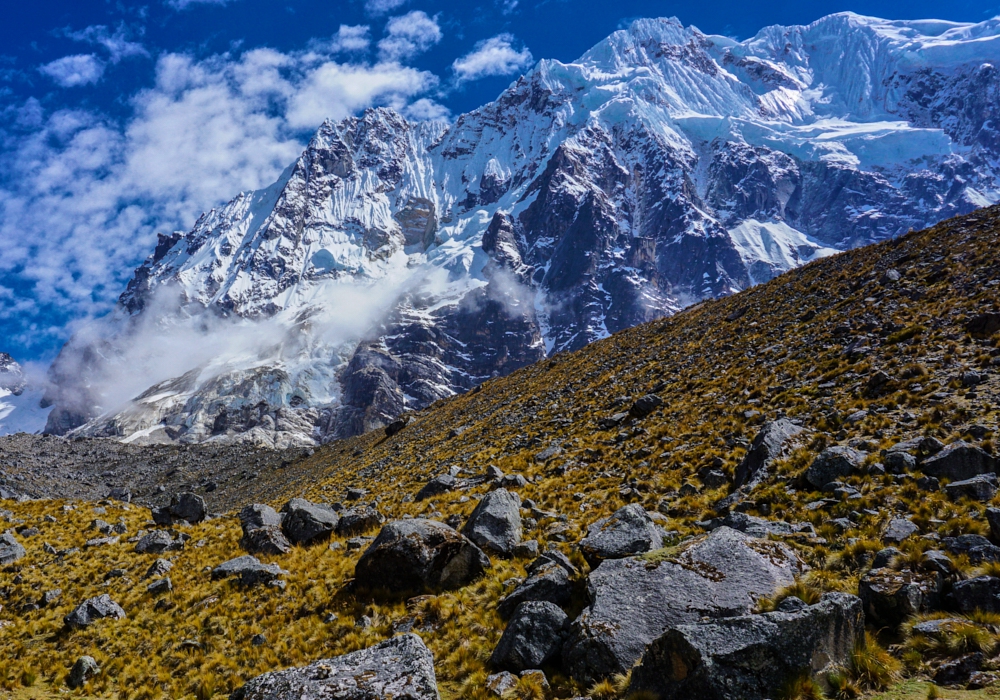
2;0;1000;364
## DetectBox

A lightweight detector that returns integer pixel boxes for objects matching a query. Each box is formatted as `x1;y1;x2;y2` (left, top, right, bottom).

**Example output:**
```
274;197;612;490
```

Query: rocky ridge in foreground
0;207;999;698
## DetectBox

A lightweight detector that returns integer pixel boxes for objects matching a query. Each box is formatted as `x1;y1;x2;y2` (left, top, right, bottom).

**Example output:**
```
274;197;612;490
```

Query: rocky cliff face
41;12;1000;445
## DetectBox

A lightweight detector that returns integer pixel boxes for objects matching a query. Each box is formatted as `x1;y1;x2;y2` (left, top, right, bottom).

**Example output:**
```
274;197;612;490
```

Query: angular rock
241;526;292;556
498;559;574;620
281;498;339;545
240;504;283;531
945;474;999;502
872;547;902;569
952;576;1000;614
336;505;385;537
967;312;1000;338
144;558;173;579
858;568;941;627
354;519;490;594
67;656;100;689
490;601;569;673
805;446;865;489
578;503;663;567
169;492;207;524
416;474;459;501
922;441;997;482
107;487;131;503
629;395;663;420
883;517;919;543
64;594;126;628
629;593;864;700
212;555;288;588
0;532;26;566
147;577;172;594
462;489;522;557
563;526;801;682
135;530;182;554
884;450;916;473
943;534;1000;564
485;671;518;697
231;634;439;700
935;653;984;686
151;506;173;527
733;419;804;489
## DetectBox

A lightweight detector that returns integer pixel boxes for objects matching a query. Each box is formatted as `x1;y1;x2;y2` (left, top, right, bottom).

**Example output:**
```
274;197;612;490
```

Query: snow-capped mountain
0;354;50;436
40;12;1000;446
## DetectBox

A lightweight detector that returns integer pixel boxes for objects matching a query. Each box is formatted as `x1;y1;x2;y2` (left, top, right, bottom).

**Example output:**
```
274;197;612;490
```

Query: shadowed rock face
39;15;1000;446
231;634;440;700
562;526;803;682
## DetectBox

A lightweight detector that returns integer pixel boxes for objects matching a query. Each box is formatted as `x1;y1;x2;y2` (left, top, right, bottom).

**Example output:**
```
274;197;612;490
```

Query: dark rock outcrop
490;601;569;673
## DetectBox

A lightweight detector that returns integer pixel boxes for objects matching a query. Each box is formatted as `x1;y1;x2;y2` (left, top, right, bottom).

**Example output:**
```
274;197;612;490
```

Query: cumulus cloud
0;48;439;358
377;11;443;62
330;25;371;53
453;34;533;82
403;97;451;121
66;24;148;63
38;54;105;87
365;0;408;16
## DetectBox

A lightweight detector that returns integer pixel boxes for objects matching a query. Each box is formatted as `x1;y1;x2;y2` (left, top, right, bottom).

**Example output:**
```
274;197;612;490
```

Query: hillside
1;205;999;700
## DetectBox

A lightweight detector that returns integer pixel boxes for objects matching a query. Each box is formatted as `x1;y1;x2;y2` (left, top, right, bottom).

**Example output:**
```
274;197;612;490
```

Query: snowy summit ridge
26;12;1000;446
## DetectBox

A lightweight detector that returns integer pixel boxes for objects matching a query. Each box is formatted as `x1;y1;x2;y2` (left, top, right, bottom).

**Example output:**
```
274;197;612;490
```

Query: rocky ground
1;206;1000;700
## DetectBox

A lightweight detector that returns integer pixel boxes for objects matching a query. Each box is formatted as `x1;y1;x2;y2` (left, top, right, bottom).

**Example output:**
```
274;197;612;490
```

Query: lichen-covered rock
355;519;490;594
859;568;941;626
230;634;439;700
562;526;802;682
628;593;864;700
578;503;663;567
64;595;126;629
462;489;522;557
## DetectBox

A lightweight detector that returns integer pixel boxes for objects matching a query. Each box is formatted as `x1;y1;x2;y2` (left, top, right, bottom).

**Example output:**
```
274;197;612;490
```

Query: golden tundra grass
2;206;1000;698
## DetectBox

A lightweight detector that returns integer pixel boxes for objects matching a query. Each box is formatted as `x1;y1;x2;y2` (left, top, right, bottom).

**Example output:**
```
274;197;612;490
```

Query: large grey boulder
922;441;997;482
562;526;802;682
281;498;339;545
64;594;126;628
858;568;941;627
212;555;288;588
732;419;804;489
231;634;439;700
578;503;663;567
239;504;291;555
169;492;207;524
490;601;569;673
951;576;1000;614
135;530;183;554
0;532;26;566
354;519;490;594
497;554;576;619
462;489;522;557
336;505;385;537
805;446;865;489
628;593;864;700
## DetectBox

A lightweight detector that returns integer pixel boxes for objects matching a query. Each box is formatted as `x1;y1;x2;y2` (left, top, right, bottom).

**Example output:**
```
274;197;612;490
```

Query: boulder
883;517;919;543
732;419;804;489
416;475;459;501
231;634;439;700
67;656;100;689
354;519;490;594
336;505;386;537
628;593;864;700
805;446;865;489
987;508;1000;543
0;532;25;566
858;568;941;627
709;512;803;538
169;492;207;524
497;557;574;619
135;530;183;554
212;555;288;588
967;312;1000;338
943;535;1000;564
490;601;569;673
239;504;291;555
485;672;518;697
884;451;916;473
952;576;1000;614
945;474;998;502
629;395;663;419
240;504;283;530
64;594;126;628
147;577;172;594
462;489;522;557
281;498;339;545
144;558;173;579
151;506;173;526
107;487;131;503
872;547;902;569
562;526;801;682
578;503;663;567
922;441;997;482
935;653;984;686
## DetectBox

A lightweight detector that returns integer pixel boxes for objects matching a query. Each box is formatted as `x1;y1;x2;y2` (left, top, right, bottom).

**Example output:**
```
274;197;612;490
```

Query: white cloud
403;97;451;121
38;54;105;88
453;34;533;82
377;11;443;62
330;25;371;53
364;0;408;16
0;48;439;357
66;24;148;63
166;0;232;9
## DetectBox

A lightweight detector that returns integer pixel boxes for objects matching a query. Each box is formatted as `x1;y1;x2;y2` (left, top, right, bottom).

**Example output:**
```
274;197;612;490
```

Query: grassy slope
2;205;1000;699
